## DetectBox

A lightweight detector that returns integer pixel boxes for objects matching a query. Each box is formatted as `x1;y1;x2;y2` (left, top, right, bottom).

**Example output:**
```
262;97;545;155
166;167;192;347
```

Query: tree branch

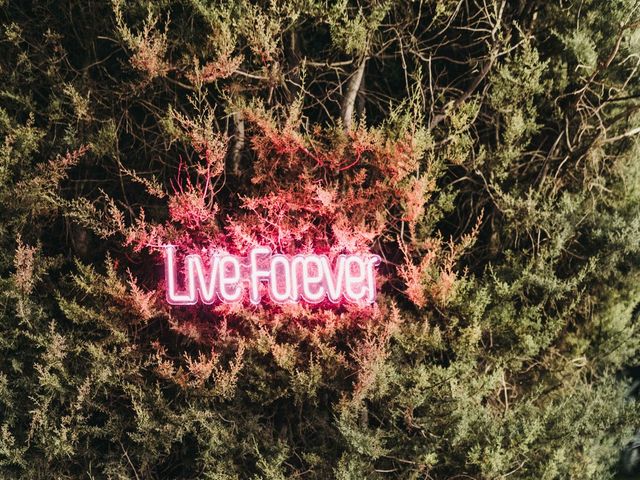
341;56;368;130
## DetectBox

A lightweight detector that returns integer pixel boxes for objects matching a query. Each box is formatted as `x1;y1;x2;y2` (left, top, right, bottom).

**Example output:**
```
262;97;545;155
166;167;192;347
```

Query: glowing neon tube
163;245;380;306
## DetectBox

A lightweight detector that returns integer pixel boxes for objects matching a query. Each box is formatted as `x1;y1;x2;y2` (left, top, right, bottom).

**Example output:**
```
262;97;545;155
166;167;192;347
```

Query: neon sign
163;245;381;306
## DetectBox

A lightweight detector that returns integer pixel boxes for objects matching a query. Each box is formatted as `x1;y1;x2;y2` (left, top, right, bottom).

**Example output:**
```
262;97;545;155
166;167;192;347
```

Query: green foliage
1;0;640;478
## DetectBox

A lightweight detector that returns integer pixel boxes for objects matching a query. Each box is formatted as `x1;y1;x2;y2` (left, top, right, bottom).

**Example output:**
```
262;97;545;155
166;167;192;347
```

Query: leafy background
1;0;640;478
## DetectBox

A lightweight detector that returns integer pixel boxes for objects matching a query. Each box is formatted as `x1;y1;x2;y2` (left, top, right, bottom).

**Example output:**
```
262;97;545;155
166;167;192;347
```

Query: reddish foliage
190;53;243;83
116;105;476;355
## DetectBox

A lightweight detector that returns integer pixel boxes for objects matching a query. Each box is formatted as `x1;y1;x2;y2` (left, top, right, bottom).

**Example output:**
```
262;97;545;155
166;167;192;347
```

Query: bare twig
231;111;244;175
341;56;368;130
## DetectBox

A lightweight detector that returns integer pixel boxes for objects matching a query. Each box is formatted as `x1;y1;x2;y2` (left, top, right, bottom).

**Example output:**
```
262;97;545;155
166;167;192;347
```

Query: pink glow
165;245;196;305
344;256;367;302
219;256;242;302
301;256;325;303
186;253;219;304
163;245;380;306
249;247;271;305
269;254;292;303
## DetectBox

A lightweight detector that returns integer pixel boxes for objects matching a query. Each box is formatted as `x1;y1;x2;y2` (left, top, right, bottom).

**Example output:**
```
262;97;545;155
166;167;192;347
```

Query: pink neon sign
163;245;381;306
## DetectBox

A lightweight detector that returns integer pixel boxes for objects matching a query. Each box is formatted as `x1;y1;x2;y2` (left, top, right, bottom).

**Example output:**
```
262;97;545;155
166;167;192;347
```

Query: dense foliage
1;0;640;478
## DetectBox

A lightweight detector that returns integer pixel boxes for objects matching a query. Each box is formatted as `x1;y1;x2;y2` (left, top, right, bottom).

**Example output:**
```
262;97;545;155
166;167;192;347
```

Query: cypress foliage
1;0;640;478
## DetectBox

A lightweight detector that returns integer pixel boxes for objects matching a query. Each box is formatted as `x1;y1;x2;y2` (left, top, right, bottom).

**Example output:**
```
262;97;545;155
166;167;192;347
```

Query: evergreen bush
1;0;640;478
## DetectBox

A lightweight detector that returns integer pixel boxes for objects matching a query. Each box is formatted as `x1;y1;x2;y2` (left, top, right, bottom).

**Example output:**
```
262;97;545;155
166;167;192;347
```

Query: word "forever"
163;245;381;306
